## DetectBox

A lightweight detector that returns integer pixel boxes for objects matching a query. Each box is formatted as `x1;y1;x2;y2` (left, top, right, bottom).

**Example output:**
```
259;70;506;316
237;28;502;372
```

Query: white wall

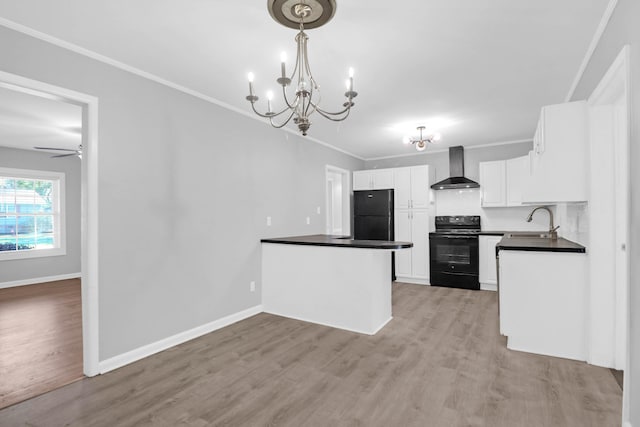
570;0;639;423
0;146;81;283
0;26;364;361
434;188;575;233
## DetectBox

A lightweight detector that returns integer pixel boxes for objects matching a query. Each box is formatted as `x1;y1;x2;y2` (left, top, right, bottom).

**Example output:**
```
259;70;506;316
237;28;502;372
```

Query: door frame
325;165;351;236
0;70;100;377
586;45;630;421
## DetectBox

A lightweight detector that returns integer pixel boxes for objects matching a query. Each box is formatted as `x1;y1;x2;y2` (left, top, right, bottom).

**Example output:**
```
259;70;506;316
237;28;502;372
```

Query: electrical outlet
266;216;271;226
250;281;256;292
306;216;310;225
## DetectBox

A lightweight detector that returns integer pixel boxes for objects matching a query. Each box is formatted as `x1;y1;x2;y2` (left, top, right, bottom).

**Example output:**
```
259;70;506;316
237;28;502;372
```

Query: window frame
0;167;66;261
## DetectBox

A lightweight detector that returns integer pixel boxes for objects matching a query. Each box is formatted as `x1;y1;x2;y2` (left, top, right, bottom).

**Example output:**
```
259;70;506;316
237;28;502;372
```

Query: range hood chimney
430;146;480;190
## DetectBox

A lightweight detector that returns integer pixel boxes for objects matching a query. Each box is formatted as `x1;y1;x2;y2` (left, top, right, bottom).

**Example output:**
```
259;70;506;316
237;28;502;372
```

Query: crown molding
564;0;619;102
364;138;533;162
0;17;364;161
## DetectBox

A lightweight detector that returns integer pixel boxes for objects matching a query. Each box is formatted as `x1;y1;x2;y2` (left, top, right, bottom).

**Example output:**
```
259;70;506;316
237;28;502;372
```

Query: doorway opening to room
0;71;99;409
325;165;351;236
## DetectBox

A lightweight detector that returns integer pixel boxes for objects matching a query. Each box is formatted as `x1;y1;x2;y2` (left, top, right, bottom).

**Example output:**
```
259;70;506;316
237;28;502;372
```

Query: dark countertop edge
430;231;555;236
496;237;586;254
261;234;413;250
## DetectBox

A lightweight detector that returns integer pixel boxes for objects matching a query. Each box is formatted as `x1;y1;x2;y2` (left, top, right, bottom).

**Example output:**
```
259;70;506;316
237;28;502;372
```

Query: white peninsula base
262;243;393;335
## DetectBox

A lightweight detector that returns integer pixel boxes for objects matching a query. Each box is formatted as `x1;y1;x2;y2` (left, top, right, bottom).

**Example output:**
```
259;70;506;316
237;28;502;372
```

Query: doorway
586;45;630;421
0;71;99;380
325;165;351;236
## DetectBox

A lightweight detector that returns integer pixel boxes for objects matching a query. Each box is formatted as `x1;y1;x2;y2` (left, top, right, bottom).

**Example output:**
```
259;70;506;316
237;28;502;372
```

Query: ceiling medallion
245;0;357;136
403;126;441;151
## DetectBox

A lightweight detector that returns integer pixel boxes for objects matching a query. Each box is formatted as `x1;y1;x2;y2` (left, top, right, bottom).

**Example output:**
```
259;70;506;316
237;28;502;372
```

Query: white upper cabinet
523;101;588;203
392;165;432;209
480;156;530;208
353;171;372;191
410;166;430;209
479;160;506;207
393;167;411;209
505;156;529;206
353;169;394;190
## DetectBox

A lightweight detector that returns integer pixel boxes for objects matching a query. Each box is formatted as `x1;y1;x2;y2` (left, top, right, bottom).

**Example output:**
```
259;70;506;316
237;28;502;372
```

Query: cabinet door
523;101;587;203
372;169;394;190
533;115;544;155
410;210;429;279
479;161;506;207
479;235;501;285
394;210;412;277
506;156;530;206
353;171;371;190
410;166;429;209
393;168;411;209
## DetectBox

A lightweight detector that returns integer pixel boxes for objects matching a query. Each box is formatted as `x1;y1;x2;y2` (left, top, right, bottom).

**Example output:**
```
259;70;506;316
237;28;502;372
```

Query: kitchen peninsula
261;235;412;335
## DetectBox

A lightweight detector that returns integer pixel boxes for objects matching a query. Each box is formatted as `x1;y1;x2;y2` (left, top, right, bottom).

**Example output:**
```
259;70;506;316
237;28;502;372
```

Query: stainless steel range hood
431;146;480;190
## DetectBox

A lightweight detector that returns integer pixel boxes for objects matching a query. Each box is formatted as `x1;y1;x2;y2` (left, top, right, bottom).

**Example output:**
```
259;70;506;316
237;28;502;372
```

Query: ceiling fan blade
51;153;79;158
34;146;78;152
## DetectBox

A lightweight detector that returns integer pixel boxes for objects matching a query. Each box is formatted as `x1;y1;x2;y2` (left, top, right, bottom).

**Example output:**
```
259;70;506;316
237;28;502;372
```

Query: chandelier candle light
245;0;357;136
403;126;441;151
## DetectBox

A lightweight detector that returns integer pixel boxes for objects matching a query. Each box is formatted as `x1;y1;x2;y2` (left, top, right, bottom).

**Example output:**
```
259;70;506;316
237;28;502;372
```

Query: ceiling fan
34;144;82;159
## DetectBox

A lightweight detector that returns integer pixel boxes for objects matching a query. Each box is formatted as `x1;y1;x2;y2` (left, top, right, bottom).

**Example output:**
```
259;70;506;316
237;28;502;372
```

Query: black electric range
429;216;481;290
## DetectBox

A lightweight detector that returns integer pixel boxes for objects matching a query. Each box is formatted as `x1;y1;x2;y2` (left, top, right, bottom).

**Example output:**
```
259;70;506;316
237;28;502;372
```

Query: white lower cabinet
395;209;429;283
498;249;587;361
479;235;502;291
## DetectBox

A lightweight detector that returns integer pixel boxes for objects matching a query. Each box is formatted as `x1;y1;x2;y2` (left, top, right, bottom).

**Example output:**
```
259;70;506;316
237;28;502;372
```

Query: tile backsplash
434;188;587;238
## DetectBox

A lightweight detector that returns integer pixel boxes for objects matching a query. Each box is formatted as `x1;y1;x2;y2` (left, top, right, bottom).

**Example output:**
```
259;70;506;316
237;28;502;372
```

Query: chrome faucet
526;206;559;240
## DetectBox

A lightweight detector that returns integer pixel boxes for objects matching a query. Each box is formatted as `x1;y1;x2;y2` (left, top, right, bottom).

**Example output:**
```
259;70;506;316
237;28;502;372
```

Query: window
0;167;65;260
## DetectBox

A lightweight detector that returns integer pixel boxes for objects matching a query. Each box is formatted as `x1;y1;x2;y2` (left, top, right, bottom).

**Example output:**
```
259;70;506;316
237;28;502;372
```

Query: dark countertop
261;234;413;250
496;236;586;253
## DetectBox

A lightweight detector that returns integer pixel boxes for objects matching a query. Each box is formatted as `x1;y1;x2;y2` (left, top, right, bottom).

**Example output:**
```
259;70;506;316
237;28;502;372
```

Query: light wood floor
0;279;83;410
0;283;621;426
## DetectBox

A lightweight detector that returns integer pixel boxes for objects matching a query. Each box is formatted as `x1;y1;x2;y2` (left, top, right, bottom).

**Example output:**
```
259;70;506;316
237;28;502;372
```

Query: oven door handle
432;235;477;239
439;271;478;277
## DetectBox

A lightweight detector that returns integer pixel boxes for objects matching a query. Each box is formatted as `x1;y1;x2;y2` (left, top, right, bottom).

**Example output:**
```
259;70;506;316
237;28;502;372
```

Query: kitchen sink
504;232;554;239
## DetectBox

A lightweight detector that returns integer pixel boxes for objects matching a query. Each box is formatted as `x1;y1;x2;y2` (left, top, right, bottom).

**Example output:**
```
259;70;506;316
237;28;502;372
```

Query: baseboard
395;277;429;285
623;422;632;427
480;282;497;292
263;310;391;336
0;272;81;289
98;304;263;374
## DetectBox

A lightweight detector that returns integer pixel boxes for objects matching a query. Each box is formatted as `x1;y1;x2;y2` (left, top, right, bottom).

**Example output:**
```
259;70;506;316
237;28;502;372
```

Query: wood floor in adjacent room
0;279;83;410
0;283;621;426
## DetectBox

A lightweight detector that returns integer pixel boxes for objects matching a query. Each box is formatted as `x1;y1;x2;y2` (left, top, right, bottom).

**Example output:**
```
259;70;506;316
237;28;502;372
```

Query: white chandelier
403;126;441;151
245;0;357;136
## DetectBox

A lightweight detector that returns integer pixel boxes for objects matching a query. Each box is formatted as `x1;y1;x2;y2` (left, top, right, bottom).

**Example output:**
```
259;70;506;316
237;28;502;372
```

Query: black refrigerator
353;189;395;279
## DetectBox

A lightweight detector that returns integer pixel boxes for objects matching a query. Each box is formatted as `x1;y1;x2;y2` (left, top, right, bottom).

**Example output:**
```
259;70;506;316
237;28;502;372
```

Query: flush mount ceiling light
403;126;441;151
245;0;357;136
